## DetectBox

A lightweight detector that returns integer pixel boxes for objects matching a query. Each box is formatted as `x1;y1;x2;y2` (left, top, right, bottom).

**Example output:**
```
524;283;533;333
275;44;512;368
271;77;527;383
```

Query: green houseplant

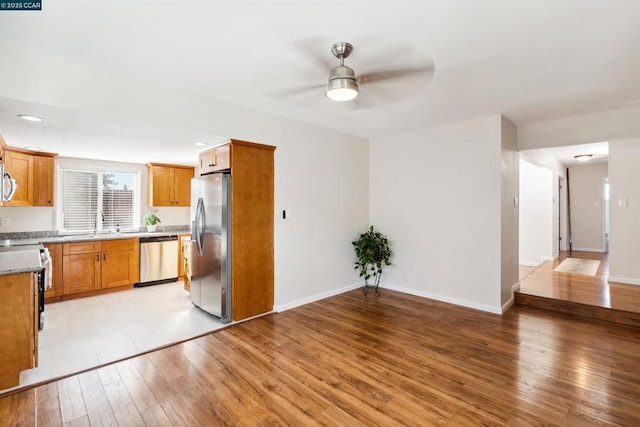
143;210;161;232
352;225;392;296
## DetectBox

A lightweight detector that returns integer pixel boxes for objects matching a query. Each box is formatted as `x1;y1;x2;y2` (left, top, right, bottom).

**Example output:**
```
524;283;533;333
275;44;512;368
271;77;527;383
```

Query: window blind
62;170;137;232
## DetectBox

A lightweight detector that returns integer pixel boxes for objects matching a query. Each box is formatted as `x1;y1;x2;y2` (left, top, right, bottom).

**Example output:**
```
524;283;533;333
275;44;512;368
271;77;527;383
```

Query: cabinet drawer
63;241;100;255
101;238;137;252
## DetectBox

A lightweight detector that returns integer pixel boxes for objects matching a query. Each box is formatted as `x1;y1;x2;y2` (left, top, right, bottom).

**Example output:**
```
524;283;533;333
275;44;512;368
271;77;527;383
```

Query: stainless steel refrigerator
190;173;232;323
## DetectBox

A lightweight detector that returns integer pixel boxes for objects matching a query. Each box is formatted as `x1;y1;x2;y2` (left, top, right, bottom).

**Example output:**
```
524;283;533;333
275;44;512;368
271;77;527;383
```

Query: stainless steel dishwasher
136;235;179;287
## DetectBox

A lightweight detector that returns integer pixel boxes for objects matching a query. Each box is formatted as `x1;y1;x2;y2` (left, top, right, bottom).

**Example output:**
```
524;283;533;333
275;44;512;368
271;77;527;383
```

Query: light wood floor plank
57;377;87;424
77;371;117;427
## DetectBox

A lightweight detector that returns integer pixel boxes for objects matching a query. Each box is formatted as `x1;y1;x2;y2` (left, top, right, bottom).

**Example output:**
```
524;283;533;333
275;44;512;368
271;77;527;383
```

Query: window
61;169;138;232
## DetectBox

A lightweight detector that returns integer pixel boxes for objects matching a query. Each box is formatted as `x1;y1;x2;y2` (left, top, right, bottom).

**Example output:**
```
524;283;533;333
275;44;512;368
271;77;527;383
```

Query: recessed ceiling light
574;154;593;162
17;114;44;122
24;146;42;151
193;142;207;147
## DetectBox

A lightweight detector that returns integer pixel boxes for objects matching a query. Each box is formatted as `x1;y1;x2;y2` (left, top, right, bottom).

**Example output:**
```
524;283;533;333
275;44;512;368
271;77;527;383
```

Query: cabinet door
173;168;194;206
101;238;139;288
148;165;174;206
212;145;231;172
198;150;215;175
4;150;34;206
101;249;135;288
33;155;55;206
43;243;63;301
63;253;101;294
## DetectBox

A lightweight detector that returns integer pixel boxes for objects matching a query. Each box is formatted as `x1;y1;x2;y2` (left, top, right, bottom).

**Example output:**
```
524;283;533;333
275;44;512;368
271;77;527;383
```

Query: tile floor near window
5;282;226;394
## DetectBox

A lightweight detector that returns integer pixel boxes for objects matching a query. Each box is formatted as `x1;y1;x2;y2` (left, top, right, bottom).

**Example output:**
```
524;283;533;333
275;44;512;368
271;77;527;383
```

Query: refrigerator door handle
195;197;205;256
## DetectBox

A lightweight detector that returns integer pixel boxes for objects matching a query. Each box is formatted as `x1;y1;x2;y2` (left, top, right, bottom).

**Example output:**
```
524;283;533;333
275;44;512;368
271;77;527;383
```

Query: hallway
516;251;640;327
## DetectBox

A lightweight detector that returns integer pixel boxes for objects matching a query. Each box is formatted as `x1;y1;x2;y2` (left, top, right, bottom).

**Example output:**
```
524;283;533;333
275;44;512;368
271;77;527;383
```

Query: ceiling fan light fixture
574;154;593;162
326;78;359;101
326;64;359;101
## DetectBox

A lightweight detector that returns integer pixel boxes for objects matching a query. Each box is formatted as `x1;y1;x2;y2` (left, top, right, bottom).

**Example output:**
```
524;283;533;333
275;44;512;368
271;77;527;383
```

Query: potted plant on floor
352;225;392;296
143;210;161;232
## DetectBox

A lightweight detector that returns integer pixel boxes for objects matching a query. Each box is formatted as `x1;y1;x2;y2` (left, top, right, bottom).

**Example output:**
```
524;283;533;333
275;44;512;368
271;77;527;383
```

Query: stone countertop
0;250;42;276
41;230;190;244
1;230;191;246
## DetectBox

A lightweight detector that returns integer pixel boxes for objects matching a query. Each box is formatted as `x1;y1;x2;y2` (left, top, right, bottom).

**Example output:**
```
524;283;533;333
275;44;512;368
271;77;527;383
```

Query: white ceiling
0;1;639;165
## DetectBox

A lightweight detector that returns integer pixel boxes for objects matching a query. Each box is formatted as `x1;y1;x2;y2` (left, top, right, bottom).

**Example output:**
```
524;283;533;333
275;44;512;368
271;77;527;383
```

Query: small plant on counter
352;225;392;296
143;210;161;230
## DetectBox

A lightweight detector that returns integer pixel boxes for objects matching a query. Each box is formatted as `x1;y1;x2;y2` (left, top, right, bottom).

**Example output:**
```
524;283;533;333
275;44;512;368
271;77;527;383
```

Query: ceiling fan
271;41;434;106
326;41;434;103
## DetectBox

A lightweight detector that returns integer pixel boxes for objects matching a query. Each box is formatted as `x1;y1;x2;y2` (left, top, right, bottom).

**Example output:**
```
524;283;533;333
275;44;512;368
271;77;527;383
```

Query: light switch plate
619;199;628;207
1;217;10;227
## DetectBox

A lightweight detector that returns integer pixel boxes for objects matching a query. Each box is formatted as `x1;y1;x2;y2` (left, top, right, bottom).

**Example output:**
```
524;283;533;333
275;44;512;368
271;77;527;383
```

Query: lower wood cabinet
0;272;38;389
62;238;139;297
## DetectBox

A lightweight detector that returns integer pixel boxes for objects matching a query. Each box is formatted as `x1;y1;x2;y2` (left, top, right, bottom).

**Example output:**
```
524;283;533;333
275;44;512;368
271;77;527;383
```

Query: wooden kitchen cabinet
3;149;33;206
198;144;230;175
198;140;276;321
179;233;191;290
101;239;139;289
62;238;139;296
2;147;57;207
0;272;38;389
43;243;63;303
33;155;55;206
147;163;195;207
62;242;101;295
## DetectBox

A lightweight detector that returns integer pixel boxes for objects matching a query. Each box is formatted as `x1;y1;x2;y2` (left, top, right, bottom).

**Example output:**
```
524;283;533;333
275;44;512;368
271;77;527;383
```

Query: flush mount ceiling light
325;42;359;102
17;114;44;122
574;154;593;162
193;142;207;147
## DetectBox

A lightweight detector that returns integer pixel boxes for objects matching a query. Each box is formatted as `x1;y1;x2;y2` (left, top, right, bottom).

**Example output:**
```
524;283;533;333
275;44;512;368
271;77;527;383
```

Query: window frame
56;164;141;234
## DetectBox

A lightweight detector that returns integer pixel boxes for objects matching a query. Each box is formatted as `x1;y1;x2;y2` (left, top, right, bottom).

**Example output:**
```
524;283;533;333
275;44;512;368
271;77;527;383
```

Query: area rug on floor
554;258;600;276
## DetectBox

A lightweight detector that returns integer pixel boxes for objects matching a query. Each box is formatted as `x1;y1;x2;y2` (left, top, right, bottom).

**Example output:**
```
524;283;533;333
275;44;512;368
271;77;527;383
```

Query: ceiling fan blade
267;84;325;102
291;37;334;72
357;62;435;85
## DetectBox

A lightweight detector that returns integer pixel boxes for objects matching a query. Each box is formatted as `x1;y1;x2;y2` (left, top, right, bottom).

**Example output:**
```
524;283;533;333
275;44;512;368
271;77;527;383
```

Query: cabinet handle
96;254;99;262
103;253;106;261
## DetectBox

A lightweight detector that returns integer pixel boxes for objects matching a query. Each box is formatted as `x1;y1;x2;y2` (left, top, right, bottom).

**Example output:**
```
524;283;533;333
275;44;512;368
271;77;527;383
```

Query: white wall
518;104;640;150
608;138;640;285
500;117;519;308
519;158;554;266
370;115;504;313
1;43;370;311
568;163;608;252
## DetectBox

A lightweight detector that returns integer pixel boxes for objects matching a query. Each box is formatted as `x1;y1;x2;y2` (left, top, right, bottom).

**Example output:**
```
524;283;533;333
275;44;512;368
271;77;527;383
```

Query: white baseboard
541;255;556;262
501;282;521;314
274;282;363;313
519;261;540;267
608;276;640;286
379;283;503;315
570;247;605;253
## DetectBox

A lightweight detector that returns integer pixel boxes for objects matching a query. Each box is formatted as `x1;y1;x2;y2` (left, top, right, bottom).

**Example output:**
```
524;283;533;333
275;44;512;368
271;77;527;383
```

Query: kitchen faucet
94;210;104;235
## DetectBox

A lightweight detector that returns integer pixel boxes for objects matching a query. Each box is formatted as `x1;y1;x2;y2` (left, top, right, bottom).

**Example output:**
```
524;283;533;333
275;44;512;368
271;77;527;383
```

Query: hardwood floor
2;288;640;426
517;251;640;327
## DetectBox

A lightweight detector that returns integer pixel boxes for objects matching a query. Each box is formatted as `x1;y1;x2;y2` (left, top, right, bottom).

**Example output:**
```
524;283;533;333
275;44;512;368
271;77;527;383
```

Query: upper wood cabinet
147;163;195;207
2;147;57;207
3;149;33;206
33;155;55;206
198;144;230;175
